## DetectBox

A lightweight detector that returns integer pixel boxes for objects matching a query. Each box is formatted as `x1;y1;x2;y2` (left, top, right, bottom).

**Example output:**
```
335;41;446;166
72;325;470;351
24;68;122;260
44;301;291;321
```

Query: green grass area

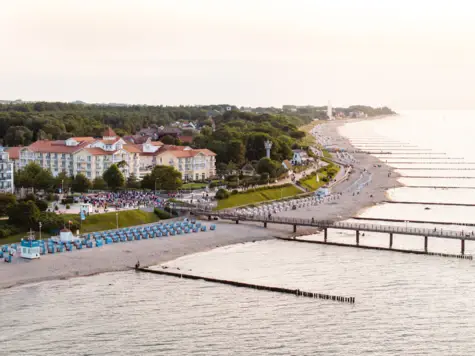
322;149;332;159
181;182;208;190
299;163;340;191
0;210;159;245
68;210;159;233
0;220;53;245
217;185;301;210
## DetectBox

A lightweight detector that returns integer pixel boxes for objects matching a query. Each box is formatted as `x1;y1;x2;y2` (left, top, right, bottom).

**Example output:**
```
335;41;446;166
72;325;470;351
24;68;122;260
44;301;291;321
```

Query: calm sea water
2;111;475;355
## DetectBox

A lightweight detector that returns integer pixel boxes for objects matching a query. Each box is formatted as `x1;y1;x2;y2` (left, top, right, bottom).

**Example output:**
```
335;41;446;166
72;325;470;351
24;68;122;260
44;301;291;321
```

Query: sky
1;0;475;109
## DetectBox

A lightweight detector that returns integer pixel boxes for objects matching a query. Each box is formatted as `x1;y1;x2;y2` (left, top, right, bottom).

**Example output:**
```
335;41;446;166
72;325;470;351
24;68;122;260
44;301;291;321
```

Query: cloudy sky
2;0;474;109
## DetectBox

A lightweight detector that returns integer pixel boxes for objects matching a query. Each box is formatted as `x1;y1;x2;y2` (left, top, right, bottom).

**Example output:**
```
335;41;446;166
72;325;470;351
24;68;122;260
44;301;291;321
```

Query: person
311;217;315;223
135;260;140;269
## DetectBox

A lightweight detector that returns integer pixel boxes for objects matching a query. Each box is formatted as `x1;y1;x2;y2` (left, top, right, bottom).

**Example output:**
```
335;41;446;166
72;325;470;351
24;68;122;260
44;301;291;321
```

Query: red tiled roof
5;146;21;159
151;141;164;146
123;144;142;153
101;139;121;145
71;137;96;142
196;149;217;156
178;136;193;143
103;127;117;137
84;148;116;156
27;140;89;153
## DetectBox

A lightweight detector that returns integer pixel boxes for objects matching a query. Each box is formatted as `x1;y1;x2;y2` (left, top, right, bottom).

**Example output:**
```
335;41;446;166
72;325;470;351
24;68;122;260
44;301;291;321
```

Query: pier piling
356;230;360;246
424;236;428;252
264;221;267;228
389;233;393;249
324;228;328;242
461;239;465;255
293;224;297;233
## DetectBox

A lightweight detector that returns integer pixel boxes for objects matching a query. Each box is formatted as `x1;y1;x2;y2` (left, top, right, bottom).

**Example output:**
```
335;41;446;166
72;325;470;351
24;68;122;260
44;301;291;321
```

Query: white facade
0;147;14;193
16;128;217;183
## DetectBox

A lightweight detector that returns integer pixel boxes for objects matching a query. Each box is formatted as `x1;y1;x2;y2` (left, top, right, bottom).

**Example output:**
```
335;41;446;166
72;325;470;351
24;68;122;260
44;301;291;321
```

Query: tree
15;163;54;191
3;126;33;146
126;174;140;189
92;177;107;190
161;135;177;145
0;193;16;217
142;166;182;191
103;164;125;191
54;171;72;193
256;158;280;178
215;188;230;200
72;173;92;193
7;201;40;228
227;140;245;166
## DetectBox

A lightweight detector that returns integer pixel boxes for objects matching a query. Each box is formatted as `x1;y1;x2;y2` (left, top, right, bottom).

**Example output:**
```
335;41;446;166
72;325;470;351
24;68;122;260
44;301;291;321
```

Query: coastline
0;116;400;290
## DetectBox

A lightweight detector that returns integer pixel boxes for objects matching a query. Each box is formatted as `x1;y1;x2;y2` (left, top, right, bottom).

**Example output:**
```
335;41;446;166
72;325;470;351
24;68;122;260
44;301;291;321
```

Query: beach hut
20;239;41;259
59;228;75;242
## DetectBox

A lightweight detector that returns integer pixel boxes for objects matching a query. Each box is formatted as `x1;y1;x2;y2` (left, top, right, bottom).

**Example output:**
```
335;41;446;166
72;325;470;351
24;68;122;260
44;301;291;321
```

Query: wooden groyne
276;237;473;260
400;176;475;179
374;152;446;155
384;157;463;160
386;162;475;164
403;186;475;189
384;200;475;207
352;216;475;227
396;168;475;170
135;267;355;304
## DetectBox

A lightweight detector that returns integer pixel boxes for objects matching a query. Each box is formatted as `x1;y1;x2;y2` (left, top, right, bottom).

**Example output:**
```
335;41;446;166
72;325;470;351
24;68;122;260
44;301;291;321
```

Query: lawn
217;185;301;210
68;209;159;233
181;182;208;190
299;163;340;191
0;210;159;245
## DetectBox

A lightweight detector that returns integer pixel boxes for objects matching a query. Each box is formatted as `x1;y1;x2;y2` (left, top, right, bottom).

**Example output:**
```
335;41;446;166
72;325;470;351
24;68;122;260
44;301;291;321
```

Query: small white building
80;203;93;214
291;149;309;165
59;228;75;242
20;239;41;259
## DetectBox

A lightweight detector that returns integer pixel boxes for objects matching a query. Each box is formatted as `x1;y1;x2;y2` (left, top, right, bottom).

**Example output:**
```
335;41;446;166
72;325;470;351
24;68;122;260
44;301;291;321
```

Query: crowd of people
82;191;167;212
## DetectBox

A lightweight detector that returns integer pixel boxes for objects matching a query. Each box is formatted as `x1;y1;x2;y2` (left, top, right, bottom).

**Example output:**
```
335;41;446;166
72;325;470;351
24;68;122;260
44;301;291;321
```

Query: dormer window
65;138;78;147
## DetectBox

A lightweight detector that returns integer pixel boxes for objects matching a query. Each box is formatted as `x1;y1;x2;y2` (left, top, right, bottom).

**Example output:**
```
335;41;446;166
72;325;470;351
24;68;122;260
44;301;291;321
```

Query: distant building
0;147;14;193
291;149;310;165
5;146;21;171
240;163;256;176
282;160;293;171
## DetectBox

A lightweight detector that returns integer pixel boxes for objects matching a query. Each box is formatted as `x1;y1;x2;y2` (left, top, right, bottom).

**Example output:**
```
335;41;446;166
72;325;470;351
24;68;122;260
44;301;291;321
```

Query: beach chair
201;226;207;232
210;224;216;231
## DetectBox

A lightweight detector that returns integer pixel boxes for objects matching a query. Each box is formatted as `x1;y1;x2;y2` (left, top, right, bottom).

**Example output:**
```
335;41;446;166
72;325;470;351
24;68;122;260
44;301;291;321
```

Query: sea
2;110;475;355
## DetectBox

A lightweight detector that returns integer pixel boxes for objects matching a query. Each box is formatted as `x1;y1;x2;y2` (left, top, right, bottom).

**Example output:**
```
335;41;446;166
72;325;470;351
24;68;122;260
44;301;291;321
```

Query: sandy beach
0;117;399;290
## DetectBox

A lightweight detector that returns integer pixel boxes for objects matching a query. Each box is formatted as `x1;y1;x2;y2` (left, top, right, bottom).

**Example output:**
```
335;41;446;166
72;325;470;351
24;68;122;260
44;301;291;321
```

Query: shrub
215;188;230;200
61;196;74;205
231;189;238;195
54;205;59;211
65;204;70;209
154;208;172;220
164;206;179;217
46;193;55;201
35;199;49;212
0;224;21;238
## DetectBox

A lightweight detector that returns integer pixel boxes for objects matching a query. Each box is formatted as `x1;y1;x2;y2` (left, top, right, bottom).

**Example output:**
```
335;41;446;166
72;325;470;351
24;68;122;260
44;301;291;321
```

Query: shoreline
0;116;399;291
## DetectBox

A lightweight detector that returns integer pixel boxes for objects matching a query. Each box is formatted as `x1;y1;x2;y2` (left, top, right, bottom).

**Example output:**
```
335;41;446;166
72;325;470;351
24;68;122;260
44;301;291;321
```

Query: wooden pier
135;267;355;304
190;210;475;256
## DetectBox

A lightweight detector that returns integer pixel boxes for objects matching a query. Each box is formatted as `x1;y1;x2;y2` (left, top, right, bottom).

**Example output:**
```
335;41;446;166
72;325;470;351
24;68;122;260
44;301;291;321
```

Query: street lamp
39;221;42;241
61;179;64;194
154;178;159;193
116;212;119;229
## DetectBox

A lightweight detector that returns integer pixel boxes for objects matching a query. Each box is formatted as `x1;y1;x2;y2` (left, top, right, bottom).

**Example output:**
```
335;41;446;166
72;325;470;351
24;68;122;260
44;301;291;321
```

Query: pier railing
192;210;475;241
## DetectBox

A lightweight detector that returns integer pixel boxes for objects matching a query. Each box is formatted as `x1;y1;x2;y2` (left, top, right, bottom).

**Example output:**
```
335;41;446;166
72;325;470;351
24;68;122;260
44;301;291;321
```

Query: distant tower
264;140;273;159
327;101;333;120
